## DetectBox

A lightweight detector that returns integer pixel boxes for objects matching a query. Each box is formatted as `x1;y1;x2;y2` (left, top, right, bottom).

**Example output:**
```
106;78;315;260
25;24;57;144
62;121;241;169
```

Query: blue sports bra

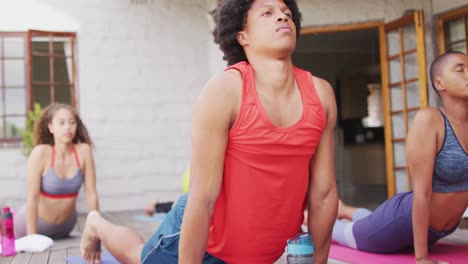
432;110;468;193
40;146;83;198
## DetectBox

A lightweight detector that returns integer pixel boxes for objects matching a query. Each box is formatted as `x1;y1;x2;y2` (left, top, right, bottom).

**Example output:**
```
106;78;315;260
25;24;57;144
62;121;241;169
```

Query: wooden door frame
301;13;429;198
437;5;468;54
300;21;394;195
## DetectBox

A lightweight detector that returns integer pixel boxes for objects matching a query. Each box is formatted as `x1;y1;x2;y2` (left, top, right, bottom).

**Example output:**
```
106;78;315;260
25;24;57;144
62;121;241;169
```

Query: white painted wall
432;0;467;15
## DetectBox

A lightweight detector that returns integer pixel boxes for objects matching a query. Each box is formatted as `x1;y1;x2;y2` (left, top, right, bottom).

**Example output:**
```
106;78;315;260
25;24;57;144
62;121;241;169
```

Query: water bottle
1;207;16;256
286;232;314;264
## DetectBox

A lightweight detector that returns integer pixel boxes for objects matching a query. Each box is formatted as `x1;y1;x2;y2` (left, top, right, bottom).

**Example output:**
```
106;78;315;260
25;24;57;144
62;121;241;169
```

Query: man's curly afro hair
213;0;302;66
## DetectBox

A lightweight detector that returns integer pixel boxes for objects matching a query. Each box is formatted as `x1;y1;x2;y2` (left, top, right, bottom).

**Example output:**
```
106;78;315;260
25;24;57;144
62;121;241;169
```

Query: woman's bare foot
144;197;158;216
337;199;351;220
80;211;102;264
337;199;358;221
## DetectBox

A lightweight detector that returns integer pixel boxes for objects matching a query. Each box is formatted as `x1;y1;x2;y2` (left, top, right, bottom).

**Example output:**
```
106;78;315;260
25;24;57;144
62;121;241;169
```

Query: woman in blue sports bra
14;103;100;239
329;51;468;264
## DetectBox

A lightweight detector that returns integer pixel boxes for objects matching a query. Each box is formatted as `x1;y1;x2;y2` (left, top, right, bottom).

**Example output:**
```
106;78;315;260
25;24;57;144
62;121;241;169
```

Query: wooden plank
47;249;67;264
465;16;468;54
415;10;428;108
437;5;468;23
0;255;13;264
398;25;411;191
28;251;50;264
387;48;416;60
437;16;446;54
385;12;414;32
301;20;383;35
67;247;81;258
8;253;32;264
379;23;396;198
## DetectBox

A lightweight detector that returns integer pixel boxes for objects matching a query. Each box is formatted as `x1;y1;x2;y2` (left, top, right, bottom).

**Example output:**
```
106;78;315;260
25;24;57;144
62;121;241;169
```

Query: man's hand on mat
80;211;102;264
416;257;448;264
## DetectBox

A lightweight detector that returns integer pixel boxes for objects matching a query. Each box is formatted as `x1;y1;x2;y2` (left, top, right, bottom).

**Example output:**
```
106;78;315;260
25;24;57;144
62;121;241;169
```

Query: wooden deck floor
0;211;467;264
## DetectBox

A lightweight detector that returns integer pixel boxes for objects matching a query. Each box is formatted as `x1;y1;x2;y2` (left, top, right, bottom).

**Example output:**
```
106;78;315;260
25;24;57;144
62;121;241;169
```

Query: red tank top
206;62;326;263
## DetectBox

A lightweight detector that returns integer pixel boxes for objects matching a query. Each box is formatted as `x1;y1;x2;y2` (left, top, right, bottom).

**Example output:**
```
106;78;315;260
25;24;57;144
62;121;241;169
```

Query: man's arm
179;70;241;264
308;78;338;264
407;108;439;264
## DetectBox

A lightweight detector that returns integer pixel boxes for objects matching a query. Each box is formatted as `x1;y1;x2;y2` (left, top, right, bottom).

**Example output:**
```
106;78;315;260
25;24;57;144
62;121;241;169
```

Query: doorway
293;26;387;208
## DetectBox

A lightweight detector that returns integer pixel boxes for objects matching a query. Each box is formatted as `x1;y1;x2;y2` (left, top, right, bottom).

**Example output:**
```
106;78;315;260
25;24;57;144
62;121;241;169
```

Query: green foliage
21;103;42;156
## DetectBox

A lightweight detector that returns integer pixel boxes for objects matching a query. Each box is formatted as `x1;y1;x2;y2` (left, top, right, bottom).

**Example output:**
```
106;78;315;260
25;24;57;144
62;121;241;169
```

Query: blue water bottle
286;233;314;264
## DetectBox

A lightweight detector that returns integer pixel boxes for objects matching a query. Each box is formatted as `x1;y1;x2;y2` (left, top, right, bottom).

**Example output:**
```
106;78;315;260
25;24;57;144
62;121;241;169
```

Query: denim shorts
140;193;226;264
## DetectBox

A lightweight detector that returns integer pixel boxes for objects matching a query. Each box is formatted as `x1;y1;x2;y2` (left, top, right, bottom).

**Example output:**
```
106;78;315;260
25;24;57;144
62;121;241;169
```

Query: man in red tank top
80;1;338;264
178;0;339;263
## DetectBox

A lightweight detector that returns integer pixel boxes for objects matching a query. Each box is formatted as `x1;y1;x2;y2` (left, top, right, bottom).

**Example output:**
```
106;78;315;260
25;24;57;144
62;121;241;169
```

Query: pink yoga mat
329;242;468;264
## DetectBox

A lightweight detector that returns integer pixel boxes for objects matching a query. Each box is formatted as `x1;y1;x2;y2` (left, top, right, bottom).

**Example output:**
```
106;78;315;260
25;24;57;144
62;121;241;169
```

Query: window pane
447;42;467;53
55;85;72;105
395;170;409;193
407;110;417;130
404;52;418;80
391;87;403;111
393;141;406;167
54;57;72;83
31;40;50;54
406;81;420;109
32;56;50;82
4;59;25;86
4;37;24;58
445;18;465;43
52;38;73;56
403;25;416;51
0;90;3;116
387;29;400;56
32;85;51;108
5;88;25;115
392;113;405;139
6;116;25;138
389;57;402;83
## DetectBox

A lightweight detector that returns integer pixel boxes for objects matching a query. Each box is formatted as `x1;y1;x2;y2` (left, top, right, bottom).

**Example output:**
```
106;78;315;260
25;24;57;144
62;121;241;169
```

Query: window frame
0;30;78;144
28;30;78;110
437;5;468;54
0;32;29;143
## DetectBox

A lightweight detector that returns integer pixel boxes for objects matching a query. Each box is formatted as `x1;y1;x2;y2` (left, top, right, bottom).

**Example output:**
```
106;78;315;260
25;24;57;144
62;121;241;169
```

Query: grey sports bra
40;146;83;198
432;110;468;193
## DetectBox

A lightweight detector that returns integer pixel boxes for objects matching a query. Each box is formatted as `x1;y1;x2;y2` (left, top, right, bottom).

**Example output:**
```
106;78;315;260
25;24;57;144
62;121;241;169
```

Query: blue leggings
332;208;371;249
332;192;457;253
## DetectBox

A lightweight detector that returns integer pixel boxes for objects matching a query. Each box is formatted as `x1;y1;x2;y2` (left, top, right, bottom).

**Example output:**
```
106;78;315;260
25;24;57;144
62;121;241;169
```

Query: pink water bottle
1;207;16;256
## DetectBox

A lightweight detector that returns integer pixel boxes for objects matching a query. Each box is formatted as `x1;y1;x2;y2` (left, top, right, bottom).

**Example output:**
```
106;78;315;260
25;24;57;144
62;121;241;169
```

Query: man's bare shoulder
203;69;243;96
311;76;334;97
310;75;336;114
193;69;243;124
196;69;243;114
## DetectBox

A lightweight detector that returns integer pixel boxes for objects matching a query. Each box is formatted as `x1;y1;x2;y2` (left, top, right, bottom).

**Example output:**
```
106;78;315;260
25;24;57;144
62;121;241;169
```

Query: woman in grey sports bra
328;51;468;264
14;103;100;239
